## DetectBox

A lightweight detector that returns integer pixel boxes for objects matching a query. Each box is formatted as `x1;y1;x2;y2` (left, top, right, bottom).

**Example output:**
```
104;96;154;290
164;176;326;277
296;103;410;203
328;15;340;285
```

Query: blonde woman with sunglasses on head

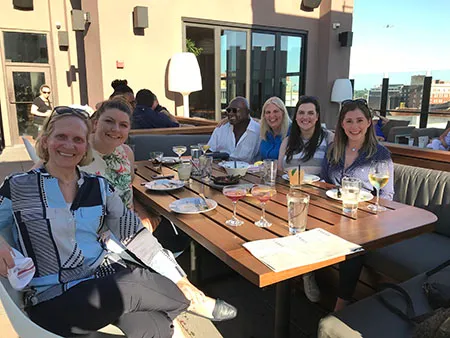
0;106;236;338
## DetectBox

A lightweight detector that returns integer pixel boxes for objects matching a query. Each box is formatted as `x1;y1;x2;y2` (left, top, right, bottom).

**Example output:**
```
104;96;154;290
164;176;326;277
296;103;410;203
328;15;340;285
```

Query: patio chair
0;277;125;337
21;136;39;164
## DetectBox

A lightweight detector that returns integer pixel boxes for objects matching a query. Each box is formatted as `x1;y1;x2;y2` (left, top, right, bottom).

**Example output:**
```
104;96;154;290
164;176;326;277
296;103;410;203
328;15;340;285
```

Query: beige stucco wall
0;0;80;146
86;0;349;118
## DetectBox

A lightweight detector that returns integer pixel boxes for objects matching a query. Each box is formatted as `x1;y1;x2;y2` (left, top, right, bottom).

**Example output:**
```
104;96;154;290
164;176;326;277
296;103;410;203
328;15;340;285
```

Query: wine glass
251;185;277;227
198;143;210;155
367;161;390;212
223;185;248;226
172;146;187;161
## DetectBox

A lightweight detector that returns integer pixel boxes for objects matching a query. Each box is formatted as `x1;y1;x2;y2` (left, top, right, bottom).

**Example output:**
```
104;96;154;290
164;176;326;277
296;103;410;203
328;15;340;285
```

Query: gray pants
318;316;363;338
27;267;190;338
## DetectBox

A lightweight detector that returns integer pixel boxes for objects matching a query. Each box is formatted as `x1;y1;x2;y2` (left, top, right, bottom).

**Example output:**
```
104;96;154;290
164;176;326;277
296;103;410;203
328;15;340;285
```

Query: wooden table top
133;161;437;288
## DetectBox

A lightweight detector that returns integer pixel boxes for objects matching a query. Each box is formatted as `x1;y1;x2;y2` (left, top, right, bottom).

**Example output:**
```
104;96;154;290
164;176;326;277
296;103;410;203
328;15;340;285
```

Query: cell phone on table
151;174;174;179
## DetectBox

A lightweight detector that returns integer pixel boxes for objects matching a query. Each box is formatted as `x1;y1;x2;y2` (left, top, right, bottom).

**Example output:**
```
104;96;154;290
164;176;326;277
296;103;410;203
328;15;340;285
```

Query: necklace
351;147;357;152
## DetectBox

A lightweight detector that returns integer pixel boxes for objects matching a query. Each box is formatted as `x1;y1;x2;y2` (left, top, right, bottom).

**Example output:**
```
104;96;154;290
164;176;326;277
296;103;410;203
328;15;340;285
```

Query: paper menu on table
242;228;363;272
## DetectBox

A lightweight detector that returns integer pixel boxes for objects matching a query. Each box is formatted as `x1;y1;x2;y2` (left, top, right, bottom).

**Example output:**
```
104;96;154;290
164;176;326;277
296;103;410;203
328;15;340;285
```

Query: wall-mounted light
13;0;33;10
300;0;322;11
58;31;69;49
338;31;353;47
133;6;148;29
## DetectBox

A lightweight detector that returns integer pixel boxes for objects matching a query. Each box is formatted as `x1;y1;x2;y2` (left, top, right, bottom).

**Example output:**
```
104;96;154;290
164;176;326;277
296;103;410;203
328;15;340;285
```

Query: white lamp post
168;52;202;118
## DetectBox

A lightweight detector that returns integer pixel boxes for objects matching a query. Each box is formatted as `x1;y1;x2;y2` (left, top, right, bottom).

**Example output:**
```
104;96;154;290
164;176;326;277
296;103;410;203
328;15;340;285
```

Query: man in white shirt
207;97;260;163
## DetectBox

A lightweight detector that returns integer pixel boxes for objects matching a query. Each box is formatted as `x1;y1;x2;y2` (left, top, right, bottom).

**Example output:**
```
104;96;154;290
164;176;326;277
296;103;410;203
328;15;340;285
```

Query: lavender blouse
321;143;394;200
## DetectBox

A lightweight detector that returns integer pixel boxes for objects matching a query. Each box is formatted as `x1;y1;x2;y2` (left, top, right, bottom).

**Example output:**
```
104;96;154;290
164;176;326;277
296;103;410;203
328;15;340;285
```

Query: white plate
281;173;321;183
145;179;184;191
326;189;374;202
169;197;217;214
161;157;180;164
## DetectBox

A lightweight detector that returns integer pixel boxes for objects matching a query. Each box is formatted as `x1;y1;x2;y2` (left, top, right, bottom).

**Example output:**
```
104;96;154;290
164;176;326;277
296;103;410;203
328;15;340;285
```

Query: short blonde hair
35;112;93;166
260;96;291;140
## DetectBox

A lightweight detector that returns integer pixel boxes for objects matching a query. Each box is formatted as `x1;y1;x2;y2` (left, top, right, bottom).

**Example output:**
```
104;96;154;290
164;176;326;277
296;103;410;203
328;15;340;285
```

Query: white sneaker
303;272;320;302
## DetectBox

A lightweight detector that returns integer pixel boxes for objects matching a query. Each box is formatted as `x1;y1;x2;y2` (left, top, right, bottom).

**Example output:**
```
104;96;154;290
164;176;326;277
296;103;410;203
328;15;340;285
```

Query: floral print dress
81;145;133;209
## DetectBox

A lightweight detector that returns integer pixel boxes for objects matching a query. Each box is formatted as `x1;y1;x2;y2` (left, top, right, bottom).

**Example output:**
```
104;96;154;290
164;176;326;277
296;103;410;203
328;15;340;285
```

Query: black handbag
377;259;450;338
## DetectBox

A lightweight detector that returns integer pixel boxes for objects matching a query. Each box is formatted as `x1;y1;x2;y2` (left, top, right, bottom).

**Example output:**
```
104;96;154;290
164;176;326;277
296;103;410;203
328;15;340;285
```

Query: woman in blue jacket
259;96;291;160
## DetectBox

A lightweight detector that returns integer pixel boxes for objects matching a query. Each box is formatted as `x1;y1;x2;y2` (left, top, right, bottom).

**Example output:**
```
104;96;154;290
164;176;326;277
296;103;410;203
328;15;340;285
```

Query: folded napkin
7;248;35;290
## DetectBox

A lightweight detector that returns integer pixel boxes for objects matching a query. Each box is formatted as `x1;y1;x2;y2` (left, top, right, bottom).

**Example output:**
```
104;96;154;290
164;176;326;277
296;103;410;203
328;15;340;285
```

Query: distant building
368;84;407;110
430;80;450;105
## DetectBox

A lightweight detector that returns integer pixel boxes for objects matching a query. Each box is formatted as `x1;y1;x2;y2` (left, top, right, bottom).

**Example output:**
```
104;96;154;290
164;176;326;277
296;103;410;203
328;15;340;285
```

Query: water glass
177;163;192;182
341;177;362;214
261;159;277;186
200;155;213;181
191;148;202;176
287;191;310;235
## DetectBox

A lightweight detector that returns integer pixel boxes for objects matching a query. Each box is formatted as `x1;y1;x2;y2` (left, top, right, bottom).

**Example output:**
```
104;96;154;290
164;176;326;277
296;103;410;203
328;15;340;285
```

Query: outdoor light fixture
331;79;353;103
338;31;353;47
300;0;321;11
168;52;202;118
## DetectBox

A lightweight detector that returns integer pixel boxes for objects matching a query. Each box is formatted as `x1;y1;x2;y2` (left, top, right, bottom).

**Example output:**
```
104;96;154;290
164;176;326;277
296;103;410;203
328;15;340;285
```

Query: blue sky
350;0;450;89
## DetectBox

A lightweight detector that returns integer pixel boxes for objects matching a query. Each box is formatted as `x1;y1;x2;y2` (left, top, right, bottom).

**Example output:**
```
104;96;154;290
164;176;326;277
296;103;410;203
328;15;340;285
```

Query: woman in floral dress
82;98;155;229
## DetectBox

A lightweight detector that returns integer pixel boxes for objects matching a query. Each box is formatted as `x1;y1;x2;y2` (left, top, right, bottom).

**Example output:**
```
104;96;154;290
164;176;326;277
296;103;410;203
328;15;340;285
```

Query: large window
184;21;306;120
4;32;48;63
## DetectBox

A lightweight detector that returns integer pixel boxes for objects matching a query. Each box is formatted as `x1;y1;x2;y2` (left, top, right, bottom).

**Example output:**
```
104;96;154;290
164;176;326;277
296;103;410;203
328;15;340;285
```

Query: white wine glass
172;146;187;161
368;161;389;212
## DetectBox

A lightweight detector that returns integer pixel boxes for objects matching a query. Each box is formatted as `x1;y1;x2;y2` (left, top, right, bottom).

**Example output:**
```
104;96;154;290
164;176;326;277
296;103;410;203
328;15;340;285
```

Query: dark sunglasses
51;106;90;120
342;98;368;107
225;107;239;114
42;91;51;94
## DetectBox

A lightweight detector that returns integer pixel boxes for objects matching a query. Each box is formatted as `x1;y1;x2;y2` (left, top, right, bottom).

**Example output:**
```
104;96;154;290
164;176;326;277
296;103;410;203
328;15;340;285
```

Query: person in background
259;96;291;160
0;107;236;337
207;96;260;163
427;126;450;150
321;99;394;316
110;79;136;108
373;110;390;141
30;84;52;127
146;89;179;124
132;89;179;129
278;96;334;175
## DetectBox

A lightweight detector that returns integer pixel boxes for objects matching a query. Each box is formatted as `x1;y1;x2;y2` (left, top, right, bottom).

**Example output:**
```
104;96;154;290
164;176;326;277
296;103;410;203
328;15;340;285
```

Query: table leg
274;280;291;338
189;241;202;284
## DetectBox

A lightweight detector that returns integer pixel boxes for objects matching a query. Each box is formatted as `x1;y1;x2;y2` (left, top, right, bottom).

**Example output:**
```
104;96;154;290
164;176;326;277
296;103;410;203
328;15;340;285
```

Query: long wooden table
133;160;437;338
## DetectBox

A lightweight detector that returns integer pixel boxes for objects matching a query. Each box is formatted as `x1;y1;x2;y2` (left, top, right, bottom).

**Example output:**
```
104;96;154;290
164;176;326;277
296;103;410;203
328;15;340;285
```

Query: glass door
5;66;51;144
220;30;247;110
250;32;304;117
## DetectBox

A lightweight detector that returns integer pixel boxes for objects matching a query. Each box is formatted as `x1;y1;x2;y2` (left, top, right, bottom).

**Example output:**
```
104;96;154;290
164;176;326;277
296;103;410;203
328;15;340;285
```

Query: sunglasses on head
225;107;239;114
342;98;368;107
51;106;90;120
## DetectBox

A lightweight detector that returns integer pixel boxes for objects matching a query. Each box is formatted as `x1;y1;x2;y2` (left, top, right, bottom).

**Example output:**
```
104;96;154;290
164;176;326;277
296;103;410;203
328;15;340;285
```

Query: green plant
186;38;203;56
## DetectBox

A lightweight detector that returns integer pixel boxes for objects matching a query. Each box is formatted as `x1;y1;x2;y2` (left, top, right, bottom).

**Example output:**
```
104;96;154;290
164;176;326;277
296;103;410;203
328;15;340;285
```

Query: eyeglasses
342;98;368;107
42;91;51;94
51;106;90;120
225;107;239;114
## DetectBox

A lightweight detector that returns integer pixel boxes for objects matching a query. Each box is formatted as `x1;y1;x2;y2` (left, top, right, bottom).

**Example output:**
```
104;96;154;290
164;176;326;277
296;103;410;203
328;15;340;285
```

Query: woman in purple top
322;99;394;311
322;99;394;200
